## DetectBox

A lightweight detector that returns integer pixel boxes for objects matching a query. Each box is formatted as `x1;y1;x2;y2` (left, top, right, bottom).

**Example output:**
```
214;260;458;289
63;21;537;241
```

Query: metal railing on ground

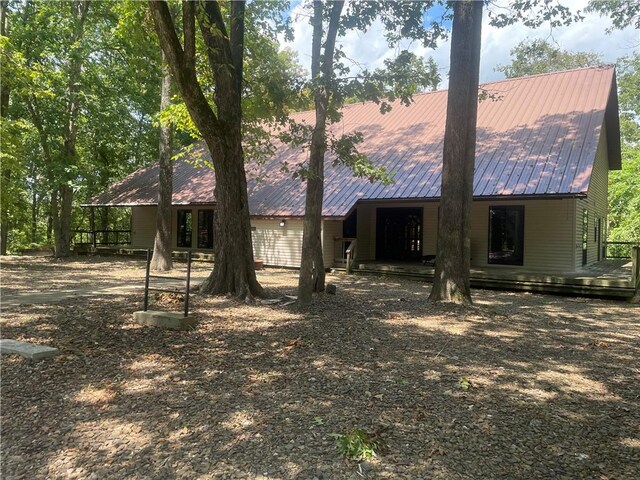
143;249;192;317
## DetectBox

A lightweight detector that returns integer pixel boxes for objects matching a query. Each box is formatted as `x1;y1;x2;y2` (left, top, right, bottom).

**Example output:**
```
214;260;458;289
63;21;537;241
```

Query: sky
280;0;639;88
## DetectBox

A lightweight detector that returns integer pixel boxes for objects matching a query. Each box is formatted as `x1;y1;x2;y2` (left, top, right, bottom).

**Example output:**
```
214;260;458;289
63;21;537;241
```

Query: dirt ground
1;256;639;479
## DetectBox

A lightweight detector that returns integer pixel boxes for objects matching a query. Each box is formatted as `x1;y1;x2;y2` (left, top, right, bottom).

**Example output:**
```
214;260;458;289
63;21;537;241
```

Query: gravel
1;257;639;479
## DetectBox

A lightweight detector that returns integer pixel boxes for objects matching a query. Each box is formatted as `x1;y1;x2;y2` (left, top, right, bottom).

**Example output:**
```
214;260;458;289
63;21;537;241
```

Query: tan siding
422;203;439;256
322;220;343;268
575;124;609;268
574;124;609;269
354;199;575;271
471;199;575;271
130;206;156;248
251;219;304;268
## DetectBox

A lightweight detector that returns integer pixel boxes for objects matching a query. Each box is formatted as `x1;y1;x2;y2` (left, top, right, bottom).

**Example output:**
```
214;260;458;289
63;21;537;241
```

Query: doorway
376;207;423;261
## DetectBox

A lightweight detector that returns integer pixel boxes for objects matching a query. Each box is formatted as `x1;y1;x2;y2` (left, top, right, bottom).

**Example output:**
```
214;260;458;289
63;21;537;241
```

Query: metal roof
87;66;621;218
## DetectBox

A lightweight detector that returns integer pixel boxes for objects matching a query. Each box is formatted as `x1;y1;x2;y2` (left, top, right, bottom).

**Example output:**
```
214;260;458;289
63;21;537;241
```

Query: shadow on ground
1;268;639;479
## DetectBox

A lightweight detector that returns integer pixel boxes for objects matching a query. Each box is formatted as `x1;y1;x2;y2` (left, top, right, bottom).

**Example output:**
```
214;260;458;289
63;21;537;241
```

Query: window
488;206;524;265
177;210;192;248
197;210;214;249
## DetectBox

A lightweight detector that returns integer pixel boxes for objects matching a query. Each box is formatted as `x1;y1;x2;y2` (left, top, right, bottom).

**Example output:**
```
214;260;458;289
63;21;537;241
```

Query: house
86;66;621;273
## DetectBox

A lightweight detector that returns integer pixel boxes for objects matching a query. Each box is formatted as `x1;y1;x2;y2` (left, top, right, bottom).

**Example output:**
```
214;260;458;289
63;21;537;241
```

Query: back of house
87;66;622;274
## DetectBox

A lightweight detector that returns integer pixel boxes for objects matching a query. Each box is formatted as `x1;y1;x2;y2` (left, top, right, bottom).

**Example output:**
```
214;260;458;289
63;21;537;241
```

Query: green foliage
587;0;640;31
495;39;604;78
335;428;383;460
458;376;472;390
487;0;582;29
609;52;640;244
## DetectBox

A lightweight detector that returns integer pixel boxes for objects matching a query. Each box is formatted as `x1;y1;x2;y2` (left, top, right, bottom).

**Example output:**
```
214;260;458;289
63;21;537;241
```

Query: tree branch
183;0;195;72
149;0;221;138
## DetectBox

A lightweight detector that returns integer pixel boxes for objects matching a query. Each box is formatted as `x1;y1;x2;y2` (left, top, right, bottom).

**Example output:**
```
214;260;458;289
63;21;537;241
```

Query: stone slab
0;339;59;361
133;310;198;331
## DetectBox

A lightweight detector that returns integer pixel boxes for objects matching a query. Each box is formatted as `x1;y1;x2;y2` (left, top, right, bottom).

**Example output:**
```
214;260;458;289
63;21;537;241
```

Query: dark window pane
488;206;524;265
198;210;214;249
177;210;192;248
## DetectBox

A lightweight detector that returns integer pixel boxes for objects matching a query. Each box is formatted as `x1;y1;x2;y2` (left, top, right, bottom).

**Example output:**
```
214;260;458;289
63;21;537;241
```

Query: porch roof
86;66;621;218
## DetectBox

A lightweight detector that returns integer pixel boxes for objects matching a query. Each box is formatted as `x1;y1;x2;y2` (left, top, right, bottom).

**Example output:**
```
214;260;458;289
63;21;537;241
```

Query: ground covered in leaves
1;256;639;479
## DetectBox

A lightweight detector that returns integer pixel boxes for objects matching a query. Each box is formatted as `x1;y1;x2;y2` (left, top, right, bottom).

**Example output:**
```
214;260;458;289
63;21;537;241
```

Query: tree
608;52;640;245
297;1;345;306
293;1;443;306
149;1;264;300
4;0;167;255
587;0;640;31
495;39;603;78
428;0;483;305
0;0;12;254
149;56;174;272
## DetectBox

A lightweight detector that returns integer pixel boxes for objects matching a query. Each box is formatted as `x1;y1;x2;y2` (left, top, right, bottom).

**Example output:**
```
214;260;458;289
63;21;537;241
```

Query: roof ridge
293;65;615;116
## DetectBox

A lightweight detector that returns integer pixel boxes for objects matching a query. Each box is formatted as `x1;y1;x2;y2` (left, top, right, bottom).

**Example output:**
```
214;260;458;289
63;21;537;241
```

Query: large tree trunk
150;57;174;272
297;0;344;307
52;185;73;256
199;130;262;300
52;0;90;258
428;0;483;305
0;0;10;255
150;0;263;301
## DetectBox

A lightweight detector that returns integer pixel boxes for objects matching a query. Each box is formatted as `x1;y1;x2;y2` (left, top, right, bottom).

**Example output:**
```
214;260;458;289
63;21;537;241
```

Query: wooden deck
352;259;635;299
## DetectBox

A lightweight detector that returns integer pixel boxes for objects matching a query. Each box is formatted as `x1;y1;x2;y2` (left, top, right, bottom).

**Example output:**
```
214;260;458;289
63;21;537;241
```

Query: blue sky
280;0;638;88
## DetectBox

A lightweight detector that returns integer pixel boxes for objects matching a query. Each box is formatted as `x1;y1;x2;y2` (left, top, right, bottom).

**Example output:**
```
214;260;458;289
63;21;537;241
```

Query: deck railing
604;241;640;260
333;237;357;273
73;229;132;247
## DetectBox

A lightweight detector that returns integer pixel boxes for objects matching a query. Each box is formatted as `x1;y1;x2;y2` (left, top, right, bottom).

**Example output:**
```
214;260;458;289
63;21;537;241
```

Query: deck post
631;246;640;303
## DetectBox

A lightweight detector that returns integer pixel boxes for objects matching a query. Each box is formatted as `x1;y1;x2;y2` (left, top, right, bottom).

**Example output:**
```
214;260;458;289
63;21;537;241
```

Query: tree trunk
0;222;7;255
150;0;263;301
150;57;174;272
0;0;10;254
297;0;344;307
52;185;73;257
31;184;37;243
52;0;89;258
428;0;483;305
46;203;52;243
199;129;263;301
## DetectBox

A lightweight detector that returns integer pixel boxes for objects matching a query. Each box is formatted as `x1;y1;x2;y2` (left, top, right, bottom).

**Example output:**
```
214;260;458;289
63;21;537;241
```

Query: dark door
376;207;423;260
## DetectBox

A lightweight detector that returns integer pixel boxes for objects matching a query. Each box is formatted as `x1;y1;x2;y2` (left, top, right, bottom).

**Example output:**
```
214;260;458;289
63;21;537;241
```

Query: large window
488;206;524;265
198;209;214;249
177;210;192;248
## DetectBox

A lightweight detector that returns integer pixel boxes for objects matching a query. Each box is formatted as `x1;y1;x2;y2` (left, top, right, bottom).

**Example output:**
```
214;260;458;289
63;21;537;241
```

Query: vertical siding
131;206;157;248
422;203;439;256
574;125;609;269
251;218;304;268
356;203;375;260
322;220;343;268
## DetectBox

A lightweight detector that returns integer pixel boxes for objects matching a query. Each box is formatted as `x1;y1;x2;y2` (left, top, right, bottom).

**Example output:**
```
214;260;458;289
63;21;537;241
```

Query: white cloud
280;0;639;88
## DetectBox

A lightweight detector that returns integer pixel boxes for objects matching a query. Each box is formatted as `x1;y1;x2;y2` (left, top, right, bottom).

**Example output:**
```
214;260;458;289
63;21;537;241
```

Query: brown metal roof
87;66;621;218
